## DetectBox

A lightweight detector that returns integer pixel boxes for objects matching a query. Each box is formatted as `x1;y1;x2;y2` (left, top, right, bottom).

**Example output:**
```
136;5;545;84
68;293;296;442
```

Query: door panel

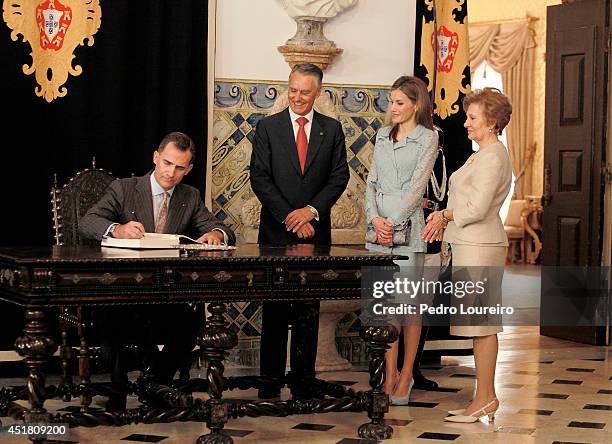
542;0;607;344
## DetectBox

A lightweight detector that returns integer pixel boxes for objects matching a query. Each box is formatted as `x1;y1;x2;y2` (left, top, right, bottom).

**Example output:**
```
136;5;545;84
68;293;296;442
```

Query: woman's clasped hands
372;216;394;247
421;210;447;243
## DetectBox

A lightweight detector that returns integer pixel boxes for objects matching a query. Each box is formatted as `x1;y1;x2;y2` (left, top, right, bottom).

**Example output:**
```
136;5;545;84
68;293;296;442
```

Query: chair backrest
504;199;527;227
51;162;115;246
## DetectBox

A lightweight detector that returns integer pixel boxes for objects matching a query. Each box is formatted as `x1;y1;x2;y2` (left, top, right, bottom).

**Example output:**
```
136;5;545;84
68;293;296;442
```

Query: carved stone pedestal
277;16;343;70
315;300;361;372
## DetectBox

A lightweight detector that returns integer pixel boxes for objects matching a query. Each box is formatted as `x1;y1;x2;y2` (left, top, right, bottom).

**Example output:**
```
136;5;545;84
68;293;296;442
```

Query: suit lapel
165;186;188;235
135;175;155;232
277;108;302;177
303;111;325;175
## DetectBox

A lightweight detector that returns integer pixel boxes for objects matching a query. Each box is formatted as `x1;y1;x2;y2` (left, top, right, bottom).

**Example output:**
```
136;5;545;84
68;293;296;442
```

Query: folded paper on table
101;233;236;250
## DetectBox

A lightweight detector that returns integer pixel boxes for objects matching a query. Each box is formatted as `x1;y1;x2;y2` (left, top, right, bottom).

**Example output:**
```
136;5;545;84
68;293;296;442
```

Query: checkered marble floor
1;326;610;443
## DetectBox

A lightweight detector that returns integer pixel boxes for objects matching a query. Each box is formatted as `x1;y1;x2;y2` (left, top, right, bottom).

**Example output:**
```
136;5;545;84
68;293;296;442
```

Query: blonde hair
462;87;512;134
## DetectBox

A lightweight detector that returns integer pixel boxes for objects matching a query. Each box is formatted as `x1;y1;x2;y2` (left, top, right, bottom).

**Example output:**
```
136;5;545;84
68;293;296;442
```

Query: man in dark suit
250;63;349;398
79;132;232;244
79;132;235;408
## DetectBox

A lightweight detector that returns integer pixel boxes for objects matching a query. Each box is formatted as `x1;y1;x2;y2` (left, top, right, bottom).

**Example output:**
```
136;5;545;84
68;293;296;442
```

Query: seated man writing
79;131;235;410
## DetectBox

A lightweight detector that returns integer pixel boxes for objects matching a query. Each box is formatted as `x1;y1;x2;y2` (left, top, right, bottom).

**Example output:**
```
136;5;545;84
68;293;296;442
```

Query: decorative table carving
0;244;396;443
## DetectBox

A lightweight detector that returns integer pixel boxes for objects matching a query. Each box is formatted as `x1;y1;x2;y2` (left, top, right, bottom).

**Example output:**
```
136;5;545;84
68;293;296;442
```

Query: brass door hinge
604;164;612;184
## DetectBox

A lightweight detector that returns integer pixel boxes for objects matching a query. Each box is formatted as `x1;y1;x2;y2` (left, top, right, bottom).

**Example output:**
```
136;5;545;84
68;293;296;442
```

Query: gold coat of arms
3;0;101;102
420;0;470;119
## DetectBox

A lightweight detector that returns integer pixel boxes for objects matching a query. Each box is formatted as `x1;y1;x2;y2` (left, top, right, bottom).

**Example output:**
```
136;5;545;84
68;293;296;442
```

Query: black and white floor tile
1;326;611;443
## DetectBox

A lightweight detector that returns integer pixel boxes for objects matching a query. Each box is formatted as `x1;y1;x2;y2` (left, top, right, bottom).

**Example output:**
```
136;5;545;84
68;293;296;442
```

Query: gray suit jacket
79;173;235;243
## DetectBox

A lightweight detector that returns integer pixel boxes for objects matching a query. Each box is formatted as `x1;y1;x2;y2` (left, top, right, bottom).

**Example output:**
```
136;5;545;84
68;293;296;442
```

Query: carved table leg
58;309;73;402
358;322;398;440
197;302;238;444
14;309;58;444
77;307;92;411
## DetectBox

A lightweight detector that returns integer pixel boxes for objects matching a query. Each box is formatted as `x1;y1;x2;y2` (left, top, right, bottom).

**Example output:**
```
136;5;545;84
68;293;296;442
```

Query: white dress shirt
288;106;314;142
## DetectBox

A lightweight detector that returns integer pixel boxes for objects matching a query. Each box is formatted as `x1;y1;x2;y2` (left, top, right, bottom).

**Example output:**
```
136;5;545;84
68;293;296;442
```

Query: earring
488;128;493;133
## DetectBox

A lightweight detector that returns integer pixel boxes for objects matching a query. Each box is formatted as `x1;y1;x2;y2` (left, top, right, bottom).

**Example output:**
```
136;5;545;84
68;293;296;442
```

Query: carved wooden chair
504;199;529;264
51;160;197;409
50;159;127;406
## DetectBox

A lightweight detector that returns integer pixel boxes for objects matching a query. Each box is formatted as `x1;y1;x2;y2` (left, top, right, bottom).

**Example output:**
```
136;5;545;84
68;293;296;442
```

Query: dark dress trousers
79;173;236;384
250;108;349;393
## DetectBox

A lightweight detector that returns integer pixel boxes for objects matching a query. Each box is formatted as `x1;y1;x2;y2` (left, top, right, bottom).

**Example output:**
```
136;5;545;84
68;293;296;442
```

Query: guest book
101;233;235;250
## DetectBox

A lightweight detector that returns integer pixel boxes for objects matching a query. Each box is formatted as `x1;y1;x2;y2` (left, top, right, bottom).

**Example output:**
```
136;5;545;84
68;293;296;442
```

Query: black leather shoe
290;389;315;401
412;369;438;391
105;394;127;413
257;388;281;399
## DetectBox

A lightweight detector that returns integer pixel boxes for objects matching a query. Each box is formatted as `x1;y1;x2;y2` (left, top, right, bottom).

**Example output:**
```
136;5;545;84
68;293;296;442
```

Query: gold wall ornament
3;0;102;103
420;0;470;119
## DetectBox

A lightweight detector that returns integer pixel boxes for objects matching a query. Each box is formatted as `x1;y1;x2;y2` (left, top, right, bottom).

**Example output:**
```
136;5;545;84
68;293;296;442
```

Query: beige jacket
443;142;512;246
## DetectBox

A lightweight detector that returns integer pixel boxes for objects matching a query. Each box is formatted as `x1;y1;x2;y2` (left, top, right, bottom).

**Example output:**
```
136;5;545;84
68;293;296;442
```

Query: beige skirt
450;244;506;337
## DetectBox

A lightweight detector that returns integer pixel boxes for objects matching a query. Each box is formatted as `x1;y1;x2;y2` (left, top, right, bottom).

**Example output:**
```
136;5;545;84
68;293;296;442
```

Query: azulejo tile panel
213;79;389;364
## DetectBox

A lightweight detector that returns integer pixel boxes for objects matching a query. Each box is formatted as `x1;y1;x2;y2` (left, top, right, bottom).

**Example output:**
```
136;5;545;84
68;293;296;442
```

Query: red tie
296;116;308;173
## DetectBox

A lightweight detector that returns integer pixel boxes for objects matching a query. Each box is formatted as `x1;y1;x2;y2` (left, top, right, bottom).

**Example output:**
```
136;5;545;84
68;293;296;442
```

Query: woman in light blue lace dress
365;76;438;404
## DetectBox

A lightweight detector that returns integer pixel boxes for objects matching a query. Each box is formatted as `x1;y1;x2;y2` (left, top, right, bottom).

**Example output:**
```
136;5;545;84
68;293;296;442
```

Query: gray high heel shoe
389;378;414;406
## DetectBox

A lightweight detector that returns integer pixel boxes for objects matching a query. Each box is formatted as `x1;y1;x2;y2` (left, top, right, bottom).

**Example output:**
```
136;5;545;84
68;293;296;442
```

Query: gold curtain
468;21;536;198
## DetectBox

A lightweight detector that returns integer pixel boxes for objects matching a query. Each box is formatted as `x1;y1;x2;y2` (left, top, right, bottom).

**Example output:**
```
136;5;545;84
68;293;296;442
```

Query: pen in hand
126;211;145;238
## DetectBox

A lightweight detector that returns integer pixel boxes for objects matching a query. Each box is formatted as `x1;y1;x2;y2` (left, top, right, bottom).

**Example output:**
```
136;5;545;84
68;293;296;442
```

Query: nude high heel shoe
444;398;499;423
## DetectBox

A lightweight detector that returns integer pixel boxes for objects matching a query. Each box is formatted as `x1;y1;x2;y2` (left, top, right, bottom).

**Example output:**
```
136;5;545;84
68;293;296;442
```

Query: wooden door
541;0;608;345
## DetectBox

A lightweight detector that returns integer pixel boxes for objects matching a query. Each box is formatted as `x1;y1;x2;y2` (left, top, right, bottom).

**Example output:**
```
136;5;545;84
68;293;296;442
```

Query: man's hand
372;216;393;247
196;230;224;245
295;222;315;239
285;207;315;232
112;221;145;239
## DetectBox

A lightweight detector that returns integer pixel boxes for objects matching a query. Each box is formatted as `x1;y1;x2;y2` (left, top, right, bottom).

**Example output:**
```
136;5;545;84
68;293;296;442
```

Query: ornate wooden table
0;244;398;443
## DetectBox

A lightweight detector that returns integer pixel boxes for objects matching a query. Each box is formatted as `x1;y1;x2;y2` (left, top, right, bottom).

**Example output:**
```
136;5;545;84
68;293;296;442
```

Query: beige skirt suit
442;142;512;337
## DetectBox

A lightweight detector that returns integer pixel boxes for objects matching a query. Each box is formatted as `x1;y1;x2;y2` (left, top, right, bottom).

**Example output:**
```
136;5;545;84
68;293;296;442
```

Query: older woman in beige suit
422;87;512;423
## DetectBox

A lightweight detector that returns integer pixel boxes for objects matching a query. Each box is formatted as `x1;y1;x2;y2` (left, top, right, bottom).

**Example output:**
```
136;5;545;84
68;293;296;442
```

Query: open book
101;233;236;250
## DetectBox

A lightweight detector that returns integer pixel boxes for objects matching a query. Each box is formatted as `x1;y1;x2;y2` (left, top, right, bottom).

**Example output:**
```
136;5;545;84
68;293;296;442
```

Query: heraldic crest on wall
3;0;101;102
420;0;470;119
